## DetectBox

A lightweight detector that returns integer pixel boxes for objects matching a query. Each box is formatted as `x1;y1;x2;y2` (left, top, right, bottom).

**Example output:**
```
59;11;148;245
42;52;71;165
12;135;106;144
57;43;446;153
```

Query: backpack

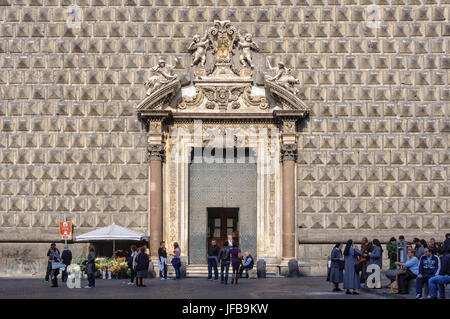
390;281;399;294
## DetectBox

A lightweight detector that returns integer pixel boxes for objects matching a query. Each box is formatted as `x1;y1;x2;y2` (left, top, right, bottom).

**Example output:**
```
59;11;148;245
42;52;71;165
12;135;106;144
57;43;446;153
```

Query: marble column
148;144;164;259
281;143;297;259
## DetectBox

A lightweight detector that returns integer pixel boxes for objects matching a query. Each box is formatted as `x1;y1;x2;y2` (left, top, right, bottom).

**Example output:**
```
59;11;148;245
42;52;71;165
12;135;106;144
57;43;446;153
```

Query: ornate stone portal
137;21;309;271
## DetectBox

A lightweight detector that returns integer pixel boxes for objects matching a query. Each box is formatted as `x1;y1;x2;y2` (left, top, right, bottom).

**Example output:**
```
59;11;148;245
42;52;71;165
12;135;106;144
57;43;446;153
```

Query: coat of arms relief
138;20;309;116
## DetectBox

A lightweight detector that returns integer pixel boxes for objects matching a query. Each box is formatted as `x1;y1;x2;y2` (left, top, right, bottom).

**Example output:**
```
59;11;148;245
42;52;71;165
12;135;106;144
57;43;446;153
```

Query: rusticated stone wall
0;0;449;275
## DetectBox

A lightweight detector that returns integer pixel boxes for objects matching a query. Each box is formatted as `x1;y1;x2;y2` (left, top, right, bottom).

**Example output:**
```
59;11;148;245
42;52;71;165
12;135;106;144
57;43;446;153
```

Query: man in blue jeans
416;247;440;299
219;241;231;284
428;246;450;299
207;240;220;280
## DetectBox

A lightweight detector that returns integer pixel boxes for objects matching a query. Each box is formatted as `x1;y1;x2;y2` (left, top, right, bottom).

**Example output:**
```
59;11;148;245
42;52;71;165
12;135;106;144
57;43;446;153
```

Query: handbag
390;281;399;294
338;260;345;271
171;257;180;267
51;262;66;271
355;262;363;273
397;267;407;275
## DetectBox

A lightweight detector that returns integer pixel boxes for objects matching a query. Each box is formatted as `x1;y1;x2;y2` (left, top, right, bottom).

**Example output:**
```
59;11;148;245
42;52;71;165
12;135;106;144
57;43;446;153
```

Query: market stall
76;223;149;258
75;223;149;279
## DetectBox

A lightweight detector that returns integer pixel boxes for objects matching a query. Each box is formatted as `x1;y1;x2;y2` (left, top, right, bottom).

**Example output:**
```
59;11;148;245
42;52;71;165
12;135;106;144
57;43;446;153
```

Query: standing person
48;248;60;288
413;238;425;259
219;241;231;284
428;246;450;299
329;243;344;292
226;234;233;248
127;245;137;285
237;251;254;282
207;239;220;281
60;244;72;283
386;237;398;269
395;249;419;294
44;243;60;283
343;240;362;295
368;239;383;270
415;247;441;299
135;247;149;287
230;242;242;285
171;242;181;280
360;237;373;286
158;241;168;281
85;246;96;289
428;238;439;254
397;235;408;263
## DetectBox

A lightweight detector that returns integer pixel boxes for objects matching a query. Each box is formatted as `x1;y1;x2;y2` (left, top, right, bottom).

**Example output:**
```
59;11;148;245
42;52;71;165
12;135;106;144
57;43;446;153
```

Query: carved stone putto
147;144;165;161
280;143;298;162
266;60;300;96
144;59;178;96
137;20;309;118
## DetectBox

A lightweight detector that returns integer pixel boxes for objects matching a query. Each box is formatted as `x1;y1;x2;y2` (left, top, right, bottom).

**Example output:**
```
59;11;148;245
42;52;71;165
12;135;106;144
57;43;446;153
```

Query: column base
278;258;299;277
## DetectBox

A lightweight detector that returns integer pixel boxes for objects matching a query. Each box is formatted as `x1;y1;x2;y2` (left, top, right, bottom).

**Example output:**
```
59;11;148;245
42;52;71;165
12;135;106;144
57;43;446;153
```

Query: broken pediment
137;20;309;121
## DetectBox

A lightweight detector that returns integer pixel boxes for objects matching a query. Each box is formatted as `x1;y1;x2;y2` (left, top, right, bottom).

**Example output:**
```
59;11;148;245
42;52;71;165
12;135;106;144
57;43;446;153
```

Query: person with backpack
60;245;72;283
219;241;231;284
127;245;137;285
237;251;254;282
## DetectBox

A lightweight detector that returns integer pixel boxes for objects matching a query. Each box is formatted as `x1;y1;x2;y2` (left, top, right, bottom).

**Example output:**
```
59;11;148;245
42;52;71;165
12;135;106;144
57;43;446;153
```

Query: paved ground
0;276;406;299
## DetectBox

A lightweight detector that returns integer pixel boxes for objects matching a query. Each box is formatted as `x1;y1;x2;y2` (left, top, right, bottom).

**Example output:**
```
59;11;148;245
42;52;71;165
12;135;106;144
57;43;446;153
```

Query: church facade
0;1;449;276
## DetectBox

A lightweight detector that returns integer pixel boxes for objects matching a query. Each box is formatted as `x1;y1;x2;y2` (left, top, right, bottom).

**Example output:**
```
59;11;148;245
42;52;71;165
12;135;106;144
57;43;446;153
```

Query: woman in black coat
135;247;149;287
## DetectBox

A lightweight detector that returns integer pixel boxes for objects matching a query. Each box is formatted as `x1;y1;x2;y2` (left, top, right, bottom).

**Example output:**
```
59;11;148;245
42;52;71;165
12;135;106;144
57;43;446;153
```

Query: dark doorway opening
207;207;239;257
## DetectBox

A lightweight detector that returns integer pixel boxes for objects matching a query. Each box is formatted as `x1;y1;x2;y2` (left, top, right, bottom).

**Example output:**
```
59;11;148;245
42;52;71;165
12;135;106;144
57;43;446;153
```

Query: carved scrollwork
242;86;269;110
178;87;204;109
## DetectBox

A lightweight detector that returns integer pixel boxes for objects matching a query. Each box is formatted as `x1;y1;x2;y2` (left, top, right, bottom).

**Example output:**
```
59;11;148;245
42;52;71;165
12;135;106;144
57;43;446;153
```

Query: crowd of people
45;233;449;298
328;233;450;299
206;239;254;285
44;238;254;288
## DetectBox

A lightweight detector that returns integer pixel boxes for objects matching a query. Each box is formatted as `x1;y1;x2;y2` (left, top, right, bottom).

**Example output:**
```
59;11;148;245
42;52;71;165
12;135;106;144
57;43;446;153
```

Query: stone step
163;265;280;278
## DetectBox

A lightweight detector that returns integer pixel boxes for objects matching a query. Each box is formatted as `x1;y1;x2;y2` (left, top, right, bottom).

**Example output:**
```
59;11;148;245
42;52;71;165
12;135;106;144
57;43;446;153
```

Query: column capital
147;143;165;162
280;143;298;162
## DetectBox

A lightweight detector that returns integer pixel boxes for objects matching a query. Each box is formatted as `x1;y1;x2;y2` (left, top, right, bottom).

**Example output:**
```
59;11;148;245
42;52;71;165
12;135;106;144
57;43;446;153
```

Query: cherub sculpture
266;60;300;95
144;59;178;96
237;33;259;69
188;34;210;67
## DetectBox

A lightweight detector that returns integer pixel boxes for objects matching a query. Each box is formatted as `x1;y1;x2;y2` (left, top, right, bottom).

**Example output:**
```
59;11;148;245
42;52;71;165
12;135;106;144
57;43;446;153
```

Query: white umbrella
76;223;149;258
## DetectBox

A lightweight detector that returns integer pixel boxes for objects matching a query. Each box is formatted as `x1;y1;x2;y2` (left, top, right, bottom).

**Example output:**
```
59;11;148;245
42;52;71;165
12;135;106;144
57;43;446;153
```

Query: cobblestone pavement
0;276;407;299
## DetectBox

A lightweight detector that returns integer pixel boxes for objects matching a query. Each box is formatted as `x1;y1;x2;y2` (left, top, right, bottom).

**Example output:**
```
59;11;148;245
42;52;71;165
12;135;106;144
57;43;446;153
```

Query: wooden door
207;208;239;257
